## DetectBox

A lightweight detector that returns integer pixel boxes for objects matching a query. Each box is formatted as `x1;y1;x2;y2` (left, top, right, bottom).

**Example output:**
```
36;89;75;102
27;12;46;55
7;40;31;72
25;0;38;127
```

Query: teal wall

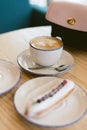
0;0;50;34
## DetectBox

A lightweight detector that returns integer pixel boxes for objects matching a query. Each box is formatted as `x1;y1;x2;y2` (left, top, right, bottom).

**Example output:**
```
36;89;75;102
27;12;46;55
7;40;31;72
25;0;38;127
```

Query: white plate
17;49;74;76
14;77;87;128
0;59;21;96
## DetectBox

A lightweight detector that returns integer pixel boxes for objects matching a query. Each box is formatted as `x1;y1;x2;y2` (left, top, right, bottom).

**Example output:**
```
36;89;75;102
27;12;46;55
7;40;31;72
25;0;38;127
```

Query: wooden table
0;26;87;130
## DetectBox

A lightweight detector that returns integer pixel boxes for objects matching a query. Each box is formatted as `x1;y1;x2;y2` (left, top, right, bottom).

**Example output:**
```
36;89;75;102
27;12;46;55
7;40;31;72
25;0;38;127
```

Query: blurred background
29;0;51;7
0;0;51;34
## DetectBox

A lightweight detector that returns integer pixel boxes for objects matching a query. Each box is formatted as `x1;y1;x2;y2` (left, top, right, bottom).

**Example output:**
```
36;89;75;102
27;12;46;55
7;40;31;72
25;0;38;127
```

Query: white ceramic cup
29;36;63;66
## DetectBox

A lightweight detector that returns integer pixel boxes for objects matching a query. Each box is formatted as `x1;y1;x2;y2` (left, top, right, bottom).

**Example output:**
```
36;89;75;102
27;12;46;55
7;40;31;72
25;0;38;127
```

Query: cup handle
56;36;62;41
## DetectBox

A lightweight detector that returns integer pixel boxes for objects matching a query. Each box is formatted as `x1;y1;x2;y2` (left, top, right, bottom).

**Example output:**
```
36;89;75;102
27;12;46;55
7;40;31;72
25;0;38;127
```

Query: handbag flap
46;1;87;32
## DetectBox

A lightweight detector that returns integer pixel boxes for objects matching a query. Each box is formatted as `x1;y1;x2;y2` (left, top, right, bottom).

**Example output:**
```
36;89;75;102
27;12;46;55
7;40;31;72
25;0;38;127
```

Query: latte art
30;37;62;50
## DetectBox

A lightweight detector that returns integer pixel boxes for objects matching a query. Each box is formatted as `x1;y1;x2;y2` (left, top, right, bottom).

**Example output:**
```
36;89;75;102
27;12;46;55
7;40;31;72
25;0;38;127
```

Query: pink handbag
46;0;87;49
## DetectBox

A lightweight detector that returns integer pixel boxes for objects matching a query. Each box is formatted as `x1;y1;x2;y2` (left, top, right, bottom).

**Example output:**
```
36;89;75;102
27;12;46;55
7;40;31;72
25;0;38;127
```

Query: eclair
25;79;75;118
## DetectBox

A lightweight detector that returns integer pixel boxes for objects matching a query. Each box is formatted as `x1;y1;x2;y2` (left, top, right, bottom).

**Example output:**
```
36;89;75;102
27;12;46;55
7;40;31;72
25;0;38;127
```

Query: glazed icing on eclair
26;79;75;118
36;80;67;103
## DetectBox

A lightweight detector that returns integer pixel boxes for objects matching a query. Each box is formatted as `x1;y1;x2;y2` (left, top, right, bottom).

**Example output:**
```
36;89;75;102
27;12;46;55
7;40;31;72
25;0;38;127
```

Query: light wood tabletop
0;26;87;130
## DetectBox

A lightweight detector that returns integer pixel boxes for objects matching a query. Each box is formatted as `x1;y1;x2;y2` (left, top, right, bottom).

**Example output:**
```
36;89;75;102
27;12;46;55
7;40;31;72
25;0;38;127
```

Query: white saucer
14;76;87;128
0;59;21;96
17;49;74;76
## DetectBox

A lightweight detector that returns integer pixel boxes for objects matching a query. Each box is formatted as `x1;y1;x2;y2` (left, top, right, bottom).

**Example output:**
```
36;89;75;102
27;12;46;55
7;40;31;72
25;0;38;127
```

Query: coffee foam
30;37;62;50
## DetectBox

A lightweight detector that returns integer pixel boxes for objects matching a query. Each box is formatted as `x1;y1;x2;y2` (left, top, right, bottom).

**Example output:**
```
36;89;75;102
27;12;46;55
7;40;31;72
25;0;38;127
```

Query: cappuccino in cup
30;36;62;50
30;36;63;66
